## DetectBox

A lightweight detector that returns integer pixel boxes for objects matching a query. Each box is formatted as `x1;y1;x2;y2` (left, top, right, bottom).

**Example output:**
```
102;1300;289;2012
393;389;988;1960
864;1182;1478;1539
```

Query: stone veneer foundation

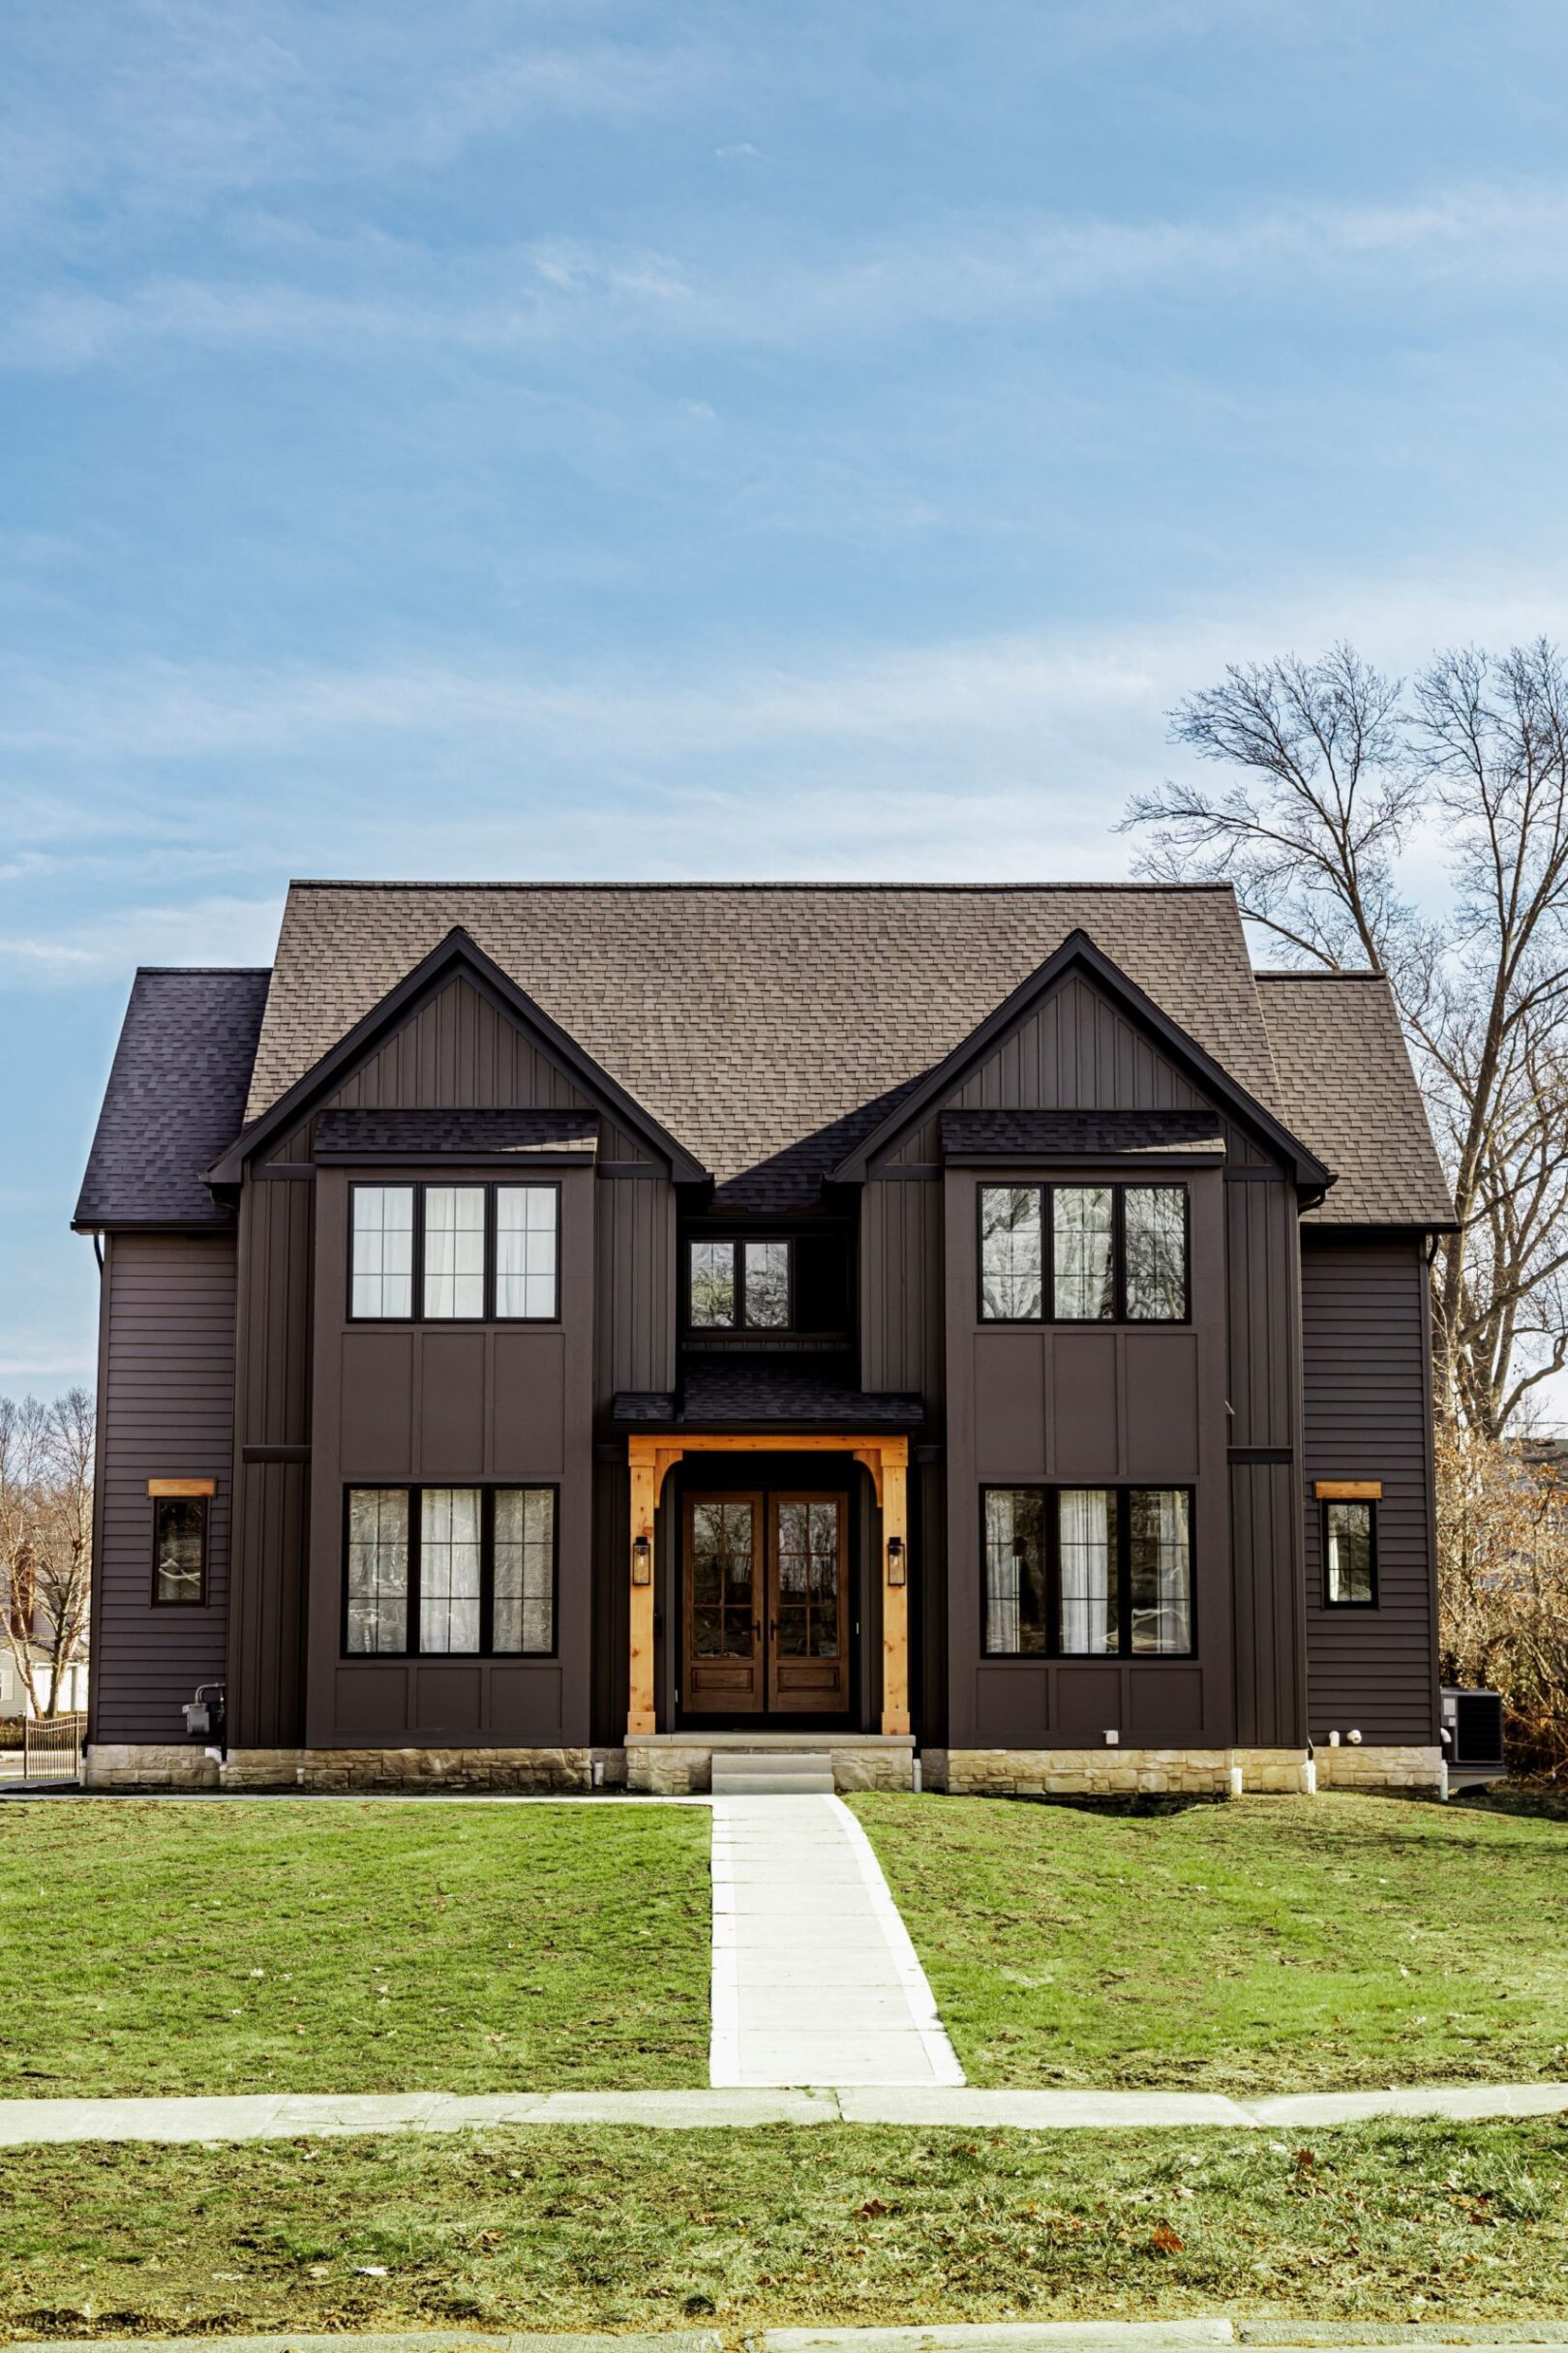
83;1738;1445;1797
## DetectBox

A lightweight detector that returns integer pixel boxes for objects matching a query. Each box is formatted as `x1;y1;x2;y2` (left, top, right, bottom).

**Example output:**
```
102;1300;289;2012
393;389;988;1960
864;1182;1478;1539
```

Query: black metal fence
22;1711;86;1783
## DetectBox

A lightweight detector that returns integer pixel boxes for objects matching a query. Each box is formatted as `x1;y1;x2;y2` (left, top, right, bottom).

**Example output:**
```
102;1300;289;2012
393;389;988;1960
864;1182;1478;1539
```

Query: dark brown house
74;882;1456;1796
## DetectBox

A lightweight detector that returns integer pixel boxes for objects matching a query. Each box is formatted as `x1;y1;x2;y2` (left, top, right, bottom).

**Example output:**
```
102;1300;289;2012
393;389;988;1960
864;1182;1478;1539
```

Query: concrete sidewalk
1;2077;1564;2145
709;1795;964;2089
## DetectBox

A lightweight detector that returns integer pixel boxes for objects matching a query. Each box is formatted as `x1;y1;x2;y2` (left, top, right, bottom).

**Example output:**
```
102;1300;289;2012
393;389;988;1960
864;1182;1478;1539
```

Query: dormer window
980;1183;1189;1323
688;1239;791;1330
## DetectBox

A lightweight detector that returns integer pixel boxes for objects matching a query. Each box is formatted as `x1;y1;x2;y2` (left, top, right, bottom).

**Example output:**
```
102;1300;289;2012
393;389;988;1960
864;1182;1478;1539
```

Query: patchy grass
0;1798;710;2095
851;1791;1568;2094
2;2119;1565;2336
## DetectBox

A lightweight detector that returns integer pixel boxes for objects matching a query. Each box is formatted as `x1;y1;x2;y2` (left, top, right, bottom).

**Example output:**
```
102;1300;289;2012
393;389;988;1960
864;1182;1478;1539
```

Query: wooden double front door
683;1490;849;1717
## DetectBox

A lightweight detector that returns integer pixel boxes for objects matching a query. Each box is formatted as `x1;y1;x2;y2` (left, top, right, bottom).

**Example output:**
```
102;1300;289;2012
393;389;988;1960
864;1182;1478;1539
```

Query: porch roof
613;1361;923;1433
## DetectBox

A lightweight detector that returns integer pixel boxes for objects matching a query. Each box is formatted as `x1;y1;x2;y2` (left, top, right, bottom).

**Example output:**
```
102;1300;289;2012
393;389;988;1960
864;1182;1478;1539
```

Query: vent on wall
1441;1687;1506;1775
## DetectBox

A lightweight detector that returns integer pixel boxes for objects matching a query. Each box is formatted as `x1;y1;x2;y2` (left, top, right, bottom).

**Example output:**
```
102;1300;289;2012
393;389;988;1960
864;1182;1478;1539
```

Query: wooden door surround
628;1433;908;1738
682;1488;851;1720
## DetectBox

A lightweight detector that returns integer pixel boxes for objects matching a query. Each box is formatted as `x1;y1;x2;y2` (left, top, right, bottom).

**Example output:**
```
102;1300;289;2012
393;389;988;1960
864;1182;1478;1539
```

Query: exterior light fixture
632;1534;652;1586
886;1535;906;1587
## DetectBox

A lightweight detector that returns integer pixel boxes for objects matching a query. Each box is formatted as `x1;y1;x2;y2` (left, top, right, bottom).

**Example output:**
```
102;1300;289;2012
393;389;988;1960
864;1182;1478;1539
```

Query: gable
882;972;1217;1167
211;930;703;1185
844;936;1323;1185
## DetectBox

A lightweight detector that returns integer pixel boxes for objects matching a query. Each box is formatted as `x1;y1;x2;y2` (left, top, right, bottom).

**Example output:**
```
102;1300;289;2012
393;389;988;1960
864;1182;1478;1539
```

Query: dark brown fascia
829;928;1337;1196
205;926;710;1190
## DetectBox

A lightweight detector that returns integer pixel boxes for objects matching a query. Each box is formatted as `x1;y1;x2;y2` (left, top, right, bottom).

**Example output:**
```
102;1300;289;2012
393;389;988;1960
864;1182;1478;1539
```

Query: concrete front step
710;1754;838;1795
711;1768;835;1795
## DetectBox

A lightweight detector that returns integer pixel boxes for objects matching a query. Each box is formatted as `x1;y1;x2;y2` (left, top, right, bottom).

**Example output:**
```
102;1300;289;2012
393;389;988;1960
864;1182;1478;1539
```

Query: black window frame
977;1181;1191;1326
150;1492;210;1608
980;1483;1197;1658
683;1235;796;1332
347;1180;561;1326
1322;1497;1378;1609
340;1483;560;1659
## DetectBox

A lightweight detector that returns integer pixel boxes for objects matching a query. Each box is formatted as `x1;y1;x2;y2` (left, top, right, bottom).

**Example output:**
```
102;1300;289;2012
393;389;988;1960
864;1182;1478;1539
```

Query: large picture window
981;1486;1194;1657
687;1238;793;1329
979;1183;1189;1323
349;1184;558;1322
343;1485;557;1656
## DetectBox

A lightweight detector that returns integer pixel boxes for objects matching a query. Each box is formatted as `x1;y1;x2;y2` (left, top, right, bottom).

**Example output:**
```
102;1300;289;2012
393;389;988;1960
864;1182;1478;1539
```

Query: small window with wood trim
152;1493;209;1606
1324;1499;1377;1606
687;1238;792;1329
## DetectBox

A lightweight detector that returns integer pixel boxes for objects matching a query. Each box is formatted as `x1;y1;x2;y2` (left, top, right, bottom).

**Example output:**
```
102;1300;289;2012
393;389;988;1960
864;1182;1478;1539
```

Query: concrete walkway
2;2077;1564;2146
709;1795;964;2088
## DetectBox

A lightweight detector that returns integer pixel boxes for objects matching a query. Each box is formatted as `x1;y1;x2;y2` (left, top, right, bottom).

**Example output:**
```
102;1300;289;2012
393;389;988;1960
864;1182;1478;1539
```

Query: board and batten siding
859;1176;943;1404
227;1170;315;1747
594;1172;676;1409
1302;1232;1439;1745
1225;1172;1307;1747
92;1231;236;1744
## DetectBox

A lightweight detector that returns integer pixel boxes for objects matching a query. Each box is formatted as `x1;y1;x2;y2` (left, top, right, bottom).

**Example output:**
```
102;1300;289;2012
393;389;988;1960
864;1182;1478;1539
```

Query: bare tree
1121;638;1568;1438
0;1390;93;1717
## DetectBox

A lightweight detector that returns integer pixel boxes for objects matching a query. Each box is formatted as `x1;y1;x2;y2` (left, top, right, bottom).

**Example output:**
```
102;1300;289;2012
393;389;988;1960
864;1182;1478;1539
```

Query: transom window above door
979;1183;1189;1323
687;1238;792;1329
349;1182;558;1321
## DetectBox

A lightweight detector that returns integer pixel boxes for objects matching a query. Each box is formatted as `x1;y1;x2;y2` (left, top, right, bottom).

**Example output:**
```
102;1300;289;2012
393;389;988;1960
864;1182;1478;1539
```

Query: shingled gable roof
1256;972;1457;1230
246;881;1284;1210
830;930;1332;1190
75;968;271;1230
207;928;708;1187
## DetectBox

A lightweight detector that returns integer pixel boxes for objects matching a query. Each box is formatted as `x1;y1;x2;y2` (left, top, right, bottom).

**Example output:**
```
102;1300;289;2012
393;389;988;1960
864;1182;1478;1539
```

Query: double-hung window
349;1184;559;1321
981;1486;1193;1656
688;1238;792;1329
345;1485;557;1656
980;1183;1189;1322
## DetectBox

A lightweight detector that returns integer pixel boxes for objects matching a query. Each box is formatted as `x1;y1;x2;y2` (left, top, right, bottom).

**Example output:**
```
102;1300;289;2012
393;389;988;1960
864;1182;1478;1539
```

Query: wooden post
628;1448;658;1736
880;1442;911;1736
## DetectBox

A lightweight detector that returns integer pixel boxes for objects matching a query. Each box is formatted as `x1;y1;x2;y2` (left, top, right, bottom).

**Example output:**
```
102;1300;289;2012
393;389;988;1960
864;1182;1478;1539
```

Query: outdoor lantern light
632;1533;653;1586
886;1535;906;1586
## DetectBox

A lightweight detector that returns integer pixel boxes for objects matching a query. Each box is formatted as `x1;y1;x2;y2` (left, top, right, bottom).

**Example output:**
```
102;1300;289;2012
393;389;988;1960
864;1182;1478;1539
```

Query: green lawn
851;1790;1568;2095
2;2120;1565;2336
0;1798;710;2095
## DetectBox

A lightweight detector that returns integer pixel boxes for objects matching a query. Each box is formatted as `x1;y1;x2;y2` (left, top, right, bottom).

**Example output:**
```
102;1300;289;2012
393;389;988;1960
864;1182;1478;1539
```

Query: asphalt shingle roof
614;1362;924;1430
75;969;271;1228
248;882;1280;1208
312;1108;598;1158
1256;973;1455;1228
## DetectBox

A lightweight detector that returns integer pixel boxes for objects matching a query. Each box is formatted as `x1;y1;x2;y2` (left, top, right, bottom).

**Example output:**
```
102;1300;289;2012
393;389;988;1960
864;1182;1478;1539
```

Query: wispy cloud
11;177;1568;371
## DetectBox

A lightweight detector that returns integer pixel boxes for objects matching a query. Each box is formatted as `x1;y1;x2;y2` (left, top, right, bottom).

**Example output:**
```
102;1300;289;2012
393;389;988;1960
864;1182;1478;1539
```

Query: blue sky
6;0;1568;1397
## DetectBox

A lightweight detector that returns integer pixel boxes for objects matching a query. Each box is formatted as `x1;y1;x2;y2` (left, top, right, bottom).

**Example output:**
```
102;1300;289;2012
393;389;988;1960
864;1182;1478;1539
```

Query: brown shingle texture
248;883;1279;1206
1256;974;1454;1227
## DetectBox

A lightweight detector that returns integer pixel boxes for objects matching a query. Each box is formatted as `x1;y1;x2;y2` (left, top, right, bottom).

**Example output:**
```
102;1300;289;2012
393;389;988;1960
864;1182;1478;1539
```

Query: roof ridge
1254;968;1387;983
282;879;1240;895
136;965;273;977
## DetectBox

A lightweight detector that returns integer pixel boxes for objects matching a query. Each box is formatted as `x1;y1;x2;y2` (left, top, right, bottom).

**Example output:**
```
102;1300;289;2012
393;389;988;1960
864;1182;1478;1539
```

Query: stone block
1315;1742;1445;1795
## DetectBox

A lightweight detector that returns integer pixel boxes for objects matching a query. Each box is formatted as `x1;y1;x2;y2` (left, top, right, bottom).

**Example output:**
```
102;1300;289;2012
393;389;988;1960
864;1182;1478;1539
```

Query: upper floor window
979;1183;1189;1323
982;1485;1192;1657
688;1238;791;1330
1324;1499;1376;1606
349;1183;558;1322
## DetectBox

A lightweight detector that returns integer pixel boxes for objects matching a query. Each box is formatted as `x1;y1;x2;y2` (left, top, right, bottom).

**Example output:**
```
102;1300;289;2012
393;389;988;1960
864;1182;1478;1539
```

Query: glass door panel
684;1493;763;1714
769;1494;849;1715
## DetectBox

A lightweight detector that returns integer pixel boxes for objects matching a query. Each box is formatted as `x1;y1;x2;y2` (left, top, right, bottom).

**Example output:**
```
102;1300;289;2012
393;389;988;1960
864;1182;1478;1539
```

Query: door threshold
629;1731;916;1750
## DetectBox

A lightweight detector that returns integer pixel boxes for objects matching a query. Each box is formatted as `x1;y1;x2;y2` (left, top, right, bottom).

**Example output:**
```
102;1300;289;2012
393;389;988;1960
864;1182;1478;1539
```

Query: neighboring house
0;1644;88;1720
72;882;1456;1796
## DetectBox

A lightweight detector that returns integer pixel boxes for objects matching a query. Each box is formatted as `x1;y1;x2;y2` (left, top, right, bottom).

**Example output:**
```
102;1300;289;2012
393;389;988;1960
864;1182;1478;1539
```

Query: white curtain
984;1491;1021;1653
1059;1488;1114;1654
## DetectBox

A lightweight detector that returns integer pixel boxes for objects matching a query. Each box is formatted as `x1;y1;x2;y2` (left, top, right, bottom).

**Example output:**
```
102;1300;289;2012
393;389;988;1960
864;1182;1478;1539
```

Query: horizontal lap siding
96;1232;236;1743
1302;1235;1438;1744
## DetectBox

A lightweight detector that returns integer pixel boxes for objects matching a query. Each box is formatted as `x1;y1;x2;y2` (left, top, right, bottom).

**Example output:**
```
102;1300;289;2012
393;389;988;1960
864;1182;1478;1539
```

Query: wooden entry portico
627;1433;910;1738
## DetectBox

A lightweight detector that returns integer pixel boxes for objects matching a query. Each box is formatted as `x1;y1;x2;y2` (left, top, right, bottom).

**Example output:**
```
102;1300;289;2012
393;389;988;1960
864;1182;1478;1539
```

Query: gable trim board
207;928;708;1190
830;932;1334;1195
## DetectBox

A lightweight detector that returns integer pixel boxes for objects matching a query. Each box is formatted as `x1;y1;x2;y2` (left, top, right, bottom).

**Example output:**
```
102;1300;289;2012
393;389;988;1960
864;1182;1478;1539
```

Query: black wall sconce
632;1533;653;1586
886;1534;906;1587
